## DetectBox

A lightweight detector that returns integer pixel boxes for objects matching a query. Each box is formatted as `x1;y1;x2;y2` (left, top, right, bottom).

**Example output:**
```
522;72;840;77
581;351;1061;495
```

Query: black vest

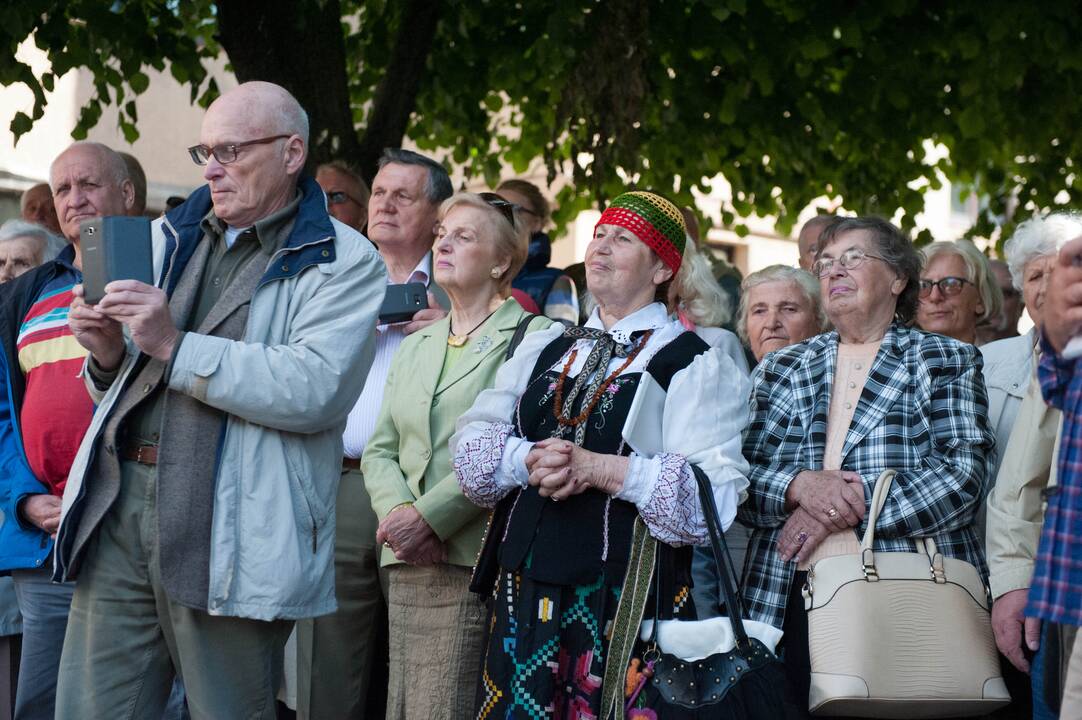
494;330;709;587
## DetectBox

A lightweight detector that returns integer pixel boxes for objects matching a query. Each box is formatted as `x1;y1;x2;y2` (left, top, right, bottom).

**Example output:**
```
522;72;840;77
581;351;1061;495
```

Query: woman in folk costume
453;191;751;717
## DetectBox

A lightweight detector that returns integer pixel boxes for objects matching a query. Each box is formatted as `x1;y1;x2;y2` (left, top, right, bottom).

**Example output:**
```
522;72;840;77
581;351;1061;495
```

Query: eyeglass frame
918;276;975;298
325;190;365;207
187;134;293;166
811;247;889;278
478;192;518;229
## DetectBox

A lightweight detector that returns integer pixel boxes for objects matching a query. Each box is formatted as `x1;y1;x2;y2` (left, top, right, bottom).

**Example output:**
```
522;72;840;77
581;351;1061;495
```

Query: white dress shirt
342;253;432;459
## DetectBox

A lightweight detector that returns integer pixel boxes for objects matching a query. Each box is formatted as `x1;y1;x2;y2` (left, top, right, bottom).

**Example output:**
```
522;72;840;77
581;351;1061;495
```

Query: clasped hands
375;505;447;566
524;438;628;500
69;280;179;370
777;469;866;563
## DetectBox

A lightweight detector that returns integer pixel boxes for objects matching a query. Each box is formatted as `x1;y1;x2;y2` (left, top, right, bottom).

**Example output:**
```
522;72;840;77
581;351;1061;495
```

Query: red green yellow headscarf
595;191;687;274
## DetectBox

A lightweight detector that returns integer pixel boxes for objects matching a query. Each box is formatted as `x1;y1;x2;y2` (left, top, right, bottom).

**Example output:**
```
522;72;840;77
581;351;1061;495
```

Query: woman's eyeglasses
811;247;887;278
326;190;363;207
919;276;974;298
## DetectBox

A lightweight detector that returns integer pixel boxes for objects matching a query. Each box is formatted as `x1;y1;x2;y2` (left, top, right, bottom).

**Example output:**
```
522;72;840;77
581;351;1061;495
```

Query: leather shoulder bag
602;465;786;719
803;469;1011;717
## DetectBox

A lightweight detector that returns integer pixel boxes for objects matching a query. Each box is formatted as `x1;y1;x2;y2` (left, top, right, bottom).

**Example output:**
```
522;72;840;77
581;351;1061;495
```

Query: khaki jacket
985;368;1062;599
362;299;551;568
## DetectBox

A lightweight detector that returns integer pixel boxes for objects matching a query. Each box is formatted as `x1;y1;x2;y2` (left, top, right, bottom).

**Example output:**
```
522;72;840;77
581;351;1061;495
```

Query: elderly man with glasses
55;81;387;718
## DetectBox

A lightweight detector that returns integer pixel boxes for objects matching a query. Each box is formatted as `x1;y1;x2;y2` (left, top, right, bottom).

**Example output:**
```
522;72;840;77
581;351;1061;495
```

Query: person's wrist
387;501;414;516
786;471;808;509
94;346;124;372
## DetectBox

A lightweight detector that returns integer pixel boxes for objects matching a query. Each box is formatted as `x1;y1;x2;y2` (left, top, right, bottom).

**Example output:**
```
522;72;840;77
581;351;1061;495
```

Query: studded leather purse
620;465;786;719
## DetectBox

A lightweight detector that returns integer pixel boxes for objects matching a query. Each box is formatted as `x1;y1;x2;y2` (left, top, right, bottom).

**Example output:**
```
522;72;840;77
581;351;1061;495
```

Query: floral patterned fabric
477;569;692;720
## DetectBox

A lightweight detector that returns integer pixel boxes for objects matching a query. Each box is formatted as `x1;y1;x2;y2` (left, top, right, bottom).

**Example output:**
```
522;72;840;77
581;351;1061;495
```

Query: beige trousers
385;563;486;720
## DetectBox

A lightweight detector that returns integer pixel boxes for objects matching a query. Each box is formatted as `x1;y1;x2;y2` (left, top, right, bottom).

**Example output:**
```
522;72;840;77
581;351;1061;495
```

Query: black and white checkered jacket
738;324;995;628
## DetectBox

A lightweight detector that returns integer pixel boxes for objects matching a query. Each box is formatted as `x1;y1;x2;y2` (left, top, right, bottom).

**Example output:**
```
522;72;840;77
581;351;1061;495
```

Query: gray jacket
54;179;387;620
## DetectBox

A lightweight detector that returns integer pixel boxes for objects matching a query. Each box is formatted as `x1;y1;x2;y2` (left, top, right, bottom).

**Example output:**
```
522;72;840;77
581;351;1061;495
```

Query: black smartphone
80;216;154;304
378;282;428;324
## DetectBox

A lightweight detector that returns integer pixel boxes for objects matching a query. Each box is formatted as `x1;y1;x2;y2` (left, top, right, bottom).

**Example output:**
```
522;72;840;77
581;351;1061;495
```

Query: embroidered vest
496;330;709;587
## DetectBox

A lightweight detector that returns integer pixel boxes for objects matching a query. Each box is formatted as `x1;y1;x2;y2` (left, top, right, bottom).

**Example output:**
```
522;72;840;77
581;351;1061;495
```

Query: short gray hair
0;219;52;263
818;216;922;323
736;264;826;344
378;148;452;204
922;240;1003;324
1004;212;1082;291
50;141;130;190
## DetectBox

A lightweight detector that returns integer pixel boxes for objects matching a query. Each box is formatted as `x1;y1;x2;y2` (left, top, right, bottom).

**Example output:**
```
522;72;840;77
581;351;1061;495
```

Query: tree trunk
215;0;442;185
353;0;442;183
216;0;360;172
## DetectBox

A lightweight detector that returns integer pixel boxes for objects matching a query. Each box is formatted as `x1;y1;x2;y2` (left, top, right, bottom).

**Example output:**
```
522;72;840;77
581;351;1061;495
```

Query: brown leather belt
121;444;159;466
342;456;361;472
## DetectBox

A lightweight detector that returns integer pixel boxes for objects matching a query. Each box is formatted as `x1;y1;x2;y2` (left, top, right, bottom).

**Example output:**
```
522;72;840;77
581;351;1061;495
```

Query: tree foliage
5;0;1082;244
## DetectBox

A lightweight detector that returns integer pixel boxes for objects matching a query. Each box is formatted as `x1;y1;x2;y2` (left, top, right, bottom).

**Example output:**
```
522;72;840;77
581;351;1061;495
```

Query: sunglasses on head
478;192;517;228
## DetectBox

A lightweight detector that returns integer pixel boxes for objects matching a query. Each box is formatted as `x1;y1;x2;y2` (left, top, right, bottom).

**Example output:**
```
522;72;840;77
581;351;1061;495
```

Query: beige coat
985;368;1062;599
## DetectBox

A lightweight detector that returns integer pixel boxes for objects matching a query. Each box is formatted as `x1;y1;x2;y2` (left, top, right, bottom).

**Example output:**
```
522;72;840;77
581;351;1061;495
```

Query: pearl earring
490;268;501;278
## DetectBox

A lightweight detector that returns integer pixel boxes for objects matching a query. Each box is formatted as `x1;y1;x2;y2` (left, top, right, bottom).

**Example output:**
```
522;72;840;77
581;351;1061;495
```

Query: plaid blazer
739;324;995;628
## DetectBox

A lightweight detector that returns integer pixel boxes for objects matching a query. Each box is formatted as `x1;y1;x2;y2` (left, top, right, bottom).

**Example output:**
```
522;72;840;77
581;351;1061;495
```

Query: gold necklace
447;308;499;347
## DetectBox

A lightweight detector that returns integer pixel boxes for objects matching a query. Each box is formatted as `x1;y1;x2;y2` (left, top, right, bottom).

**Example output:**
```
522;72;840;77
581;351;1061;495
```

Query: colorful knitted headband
595;191;687;274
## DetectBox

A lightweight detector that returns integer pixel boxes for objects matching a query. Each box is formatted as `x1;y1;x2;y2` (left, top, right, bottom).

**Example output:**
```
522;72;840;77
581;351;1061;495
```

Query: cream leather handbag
802;470;1010;718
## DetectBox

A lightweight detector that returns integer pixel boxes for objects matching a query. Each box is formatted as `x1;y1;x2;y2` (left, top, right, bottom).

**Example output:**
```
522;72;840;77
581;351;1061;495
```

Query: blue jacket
0;245;80;572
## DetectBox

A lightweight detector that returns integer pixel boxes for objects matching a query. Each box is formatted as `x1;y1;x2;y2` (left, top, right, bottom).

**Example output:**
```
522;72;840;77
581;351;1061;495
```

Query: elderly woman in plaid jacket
740;216;995;714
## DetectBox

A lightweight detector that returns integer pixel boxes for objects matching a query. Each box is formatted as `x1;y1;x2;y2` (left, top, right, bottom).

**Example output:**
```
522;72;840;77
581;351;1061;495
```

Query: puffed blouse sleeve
615;347;751;546
452;324;565;508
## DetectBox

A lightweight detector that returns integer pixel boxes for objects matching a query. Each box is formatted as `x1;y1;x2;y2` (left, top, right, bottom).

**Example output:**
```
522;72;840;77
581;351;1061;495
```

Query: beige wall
0;39;235;216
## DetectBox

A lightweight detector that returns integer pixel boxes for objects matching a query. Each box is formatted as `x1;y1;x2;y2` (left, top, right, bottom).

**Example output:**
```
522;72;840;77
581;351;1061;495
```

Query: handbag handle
691;464;753;648
858;469;897;550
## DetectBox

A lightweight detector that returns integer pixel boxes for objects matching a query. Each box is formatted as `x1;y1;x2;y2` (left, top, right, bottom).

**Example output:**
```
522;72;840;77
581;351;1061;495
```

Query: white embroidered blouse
451;302;751;546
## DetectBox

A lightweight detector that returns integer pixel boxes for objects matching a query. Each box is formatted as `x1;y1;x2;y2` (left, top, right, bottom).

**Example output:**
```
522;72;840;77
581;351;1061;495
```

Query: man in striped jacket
0;141;134;720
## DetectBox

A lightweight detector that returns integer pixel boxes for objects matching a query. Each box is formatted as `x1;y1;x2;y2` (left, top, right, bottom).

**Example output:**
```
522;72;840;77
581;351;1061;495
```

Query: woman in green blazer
361;191;551;719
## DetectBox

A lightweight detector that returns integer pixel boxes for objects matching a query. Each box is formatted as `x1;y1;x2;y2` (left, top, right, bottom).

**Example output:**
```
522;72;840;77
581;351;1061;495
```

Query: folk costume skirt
475;568;693;719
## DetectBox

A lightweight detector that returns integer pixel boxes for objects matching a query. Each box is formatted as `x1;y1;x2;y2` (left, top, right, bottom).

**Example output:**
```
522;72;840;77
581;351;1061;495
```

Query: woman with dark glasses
915;239;1003;345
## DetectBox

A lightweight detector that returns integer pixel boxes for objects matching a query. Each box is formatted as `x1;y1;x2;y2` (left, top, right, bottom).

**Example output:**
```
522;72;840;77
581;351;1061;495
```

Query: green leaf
129;70;149;94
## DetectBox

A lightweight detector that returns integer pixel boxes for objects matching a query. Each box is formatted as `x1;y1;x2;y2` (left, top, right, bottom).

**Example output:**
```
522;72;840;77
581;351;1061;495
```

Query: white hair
922;240;1002;323
672;241;731;327
0;219;56;264
736;264;826;344
1004;212;1082;291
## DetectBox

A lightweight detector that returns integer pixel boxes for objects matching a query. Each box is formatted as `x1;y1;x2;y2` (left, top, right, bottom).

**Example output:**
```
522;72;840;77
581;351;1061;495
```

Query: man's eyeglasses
919;276;974;298
811;247;887;278
479;192;518;229
326;190;364;207
187;134;292;166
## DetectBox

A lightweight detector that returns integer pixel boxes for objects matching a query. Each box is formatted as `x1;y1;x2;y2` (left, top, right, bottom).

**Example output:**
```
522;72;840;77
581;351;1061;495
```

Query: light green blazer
361;298;552;568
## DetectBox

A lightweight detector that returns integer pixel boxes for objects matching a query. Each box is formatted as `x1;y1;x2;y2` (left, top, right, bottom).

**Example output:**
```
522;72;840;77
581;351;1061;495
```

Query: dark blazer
739;324;995;628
